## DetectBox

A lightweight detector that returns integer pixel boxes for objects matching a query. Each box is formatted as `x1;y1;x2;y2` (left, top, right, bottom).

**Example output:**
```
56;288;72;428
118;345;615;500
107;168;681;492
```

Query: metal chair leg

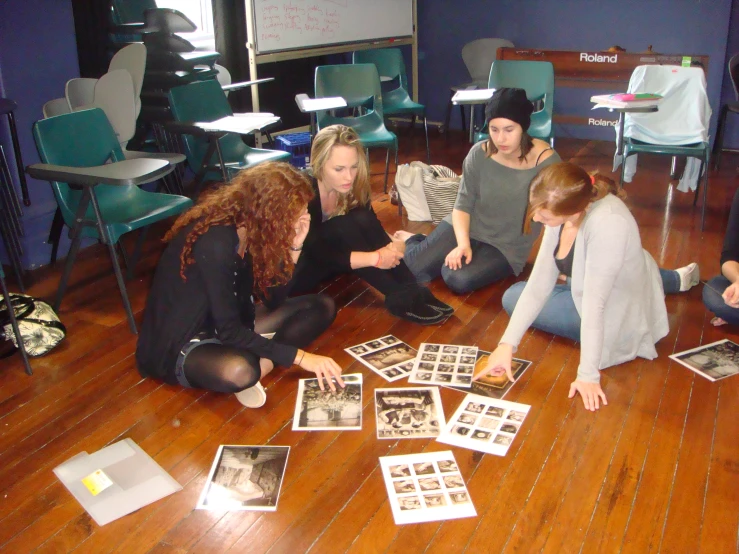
0;269;31;375
670;156;678;180
713;104;728;170
88;189;137;334
384;149;390;193
423;116;430;163
619;151;628;188
54;190;90;312
700;159;709;232
48;208;64;264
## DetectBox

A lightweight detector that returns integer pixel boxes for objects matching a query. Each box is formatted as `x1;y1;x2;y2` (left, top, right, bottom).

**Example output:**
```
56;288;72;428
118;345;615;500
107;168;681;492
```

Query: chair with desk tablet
314;63;398;192
353;48;430;163
473;60;554;146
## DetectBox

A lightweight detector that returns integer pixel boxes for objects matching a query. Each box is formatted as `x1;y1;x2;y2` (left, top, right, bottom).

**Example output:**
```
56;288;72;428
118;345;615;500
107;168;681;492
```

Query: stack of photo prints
197;335;534;524
670;339;739;382
379;451;477;524
292;374;363;431
438;394;531;456
409;343;479;387
345;335;417;382
197;446;289;511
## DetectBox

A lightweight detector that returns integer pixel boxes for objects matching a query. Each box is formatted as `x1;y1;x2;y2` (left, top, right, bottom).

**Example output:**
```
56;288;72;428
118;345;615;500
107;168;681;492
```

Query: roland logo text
580;52;618;63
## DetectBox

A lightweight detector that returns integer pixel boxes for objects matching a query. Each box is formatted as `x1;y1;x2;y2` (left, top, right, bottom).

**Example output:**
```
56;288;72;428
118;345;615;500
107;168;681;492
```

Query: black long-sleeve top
720;187;739;268
136;224;298;384
302;177;379;271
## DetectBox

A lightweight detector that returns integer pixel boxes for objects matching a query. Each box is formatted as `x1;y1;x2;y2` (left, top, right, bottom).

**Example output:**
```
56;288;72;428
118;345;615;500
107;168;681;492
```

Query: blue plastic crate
275;132;311;168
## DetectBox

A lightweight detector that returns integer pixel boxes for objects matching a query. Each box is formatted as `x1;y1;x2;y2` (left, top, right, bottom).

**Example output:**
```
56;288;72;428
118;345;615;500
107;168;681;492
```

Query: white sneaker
676;262;700;292
235;382;267;408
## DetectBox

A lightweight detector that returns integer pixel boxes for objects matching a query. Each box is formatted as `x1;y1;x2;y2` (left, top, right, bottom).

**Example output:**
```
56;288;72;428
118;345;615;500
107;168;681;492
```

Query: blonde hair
524;162;627;233
310;124;371;216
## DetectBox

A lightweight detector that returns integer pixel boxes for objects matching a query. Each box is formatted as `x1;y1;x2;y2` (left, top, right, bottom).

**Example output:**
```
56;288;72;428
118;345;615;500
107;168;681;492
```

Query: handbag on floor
421;164;461;224
394;162;432;221
0;293;66;357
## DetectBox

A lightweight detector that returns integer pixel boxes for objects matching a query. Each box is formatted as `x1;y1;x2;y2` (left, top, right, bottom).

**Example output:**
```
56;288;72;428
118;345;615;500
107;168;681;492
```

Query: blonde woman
289;125;452;325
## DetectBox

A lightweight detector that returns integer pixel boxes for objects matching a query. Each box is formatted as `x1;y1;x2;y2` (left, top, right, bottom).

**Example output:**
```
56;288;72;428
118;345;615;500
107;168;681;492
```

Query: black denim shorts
174;333;222;388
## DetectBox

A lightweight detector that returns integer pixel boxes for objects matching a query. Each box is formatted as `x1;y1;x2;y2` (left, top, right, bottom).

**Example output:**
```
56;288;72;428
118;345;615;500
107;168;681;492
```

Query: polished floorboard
1;129;738;553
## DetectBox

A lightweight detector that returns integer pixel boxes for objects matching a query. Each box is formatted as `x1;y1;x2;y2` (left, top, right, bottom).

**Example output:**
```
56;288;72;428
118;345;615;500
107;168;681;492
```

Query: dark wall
417;0;733;141
720;0;739;149
0;0;80;270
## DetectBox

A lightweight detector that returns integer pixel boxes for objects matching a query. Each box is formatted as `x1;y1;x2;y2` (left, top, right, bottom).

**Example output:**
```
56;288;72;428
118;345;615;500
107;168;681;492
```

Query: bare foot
393;230;416;242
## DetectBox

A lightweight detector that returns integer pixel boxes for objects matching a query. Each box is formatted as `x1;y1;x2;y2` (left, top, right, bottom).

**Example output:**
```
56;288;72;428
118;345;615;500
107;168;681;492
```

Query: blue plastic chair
30;108;192;333
474;60;555;145
353;48;429;163
315;64;398;192
168;79;290;192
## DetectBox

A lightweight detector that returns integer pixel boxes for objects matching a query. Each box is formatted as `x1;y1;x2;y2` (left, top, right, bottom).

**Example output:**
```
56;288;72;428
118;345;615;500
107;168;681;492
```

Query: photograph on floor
374;386;446;439
446;350;532;399
292;374;363;431
345;335;418;382
197;446;289;511
437;393;531;456
379;450;476;525
408;343;479;388
670;339;739;381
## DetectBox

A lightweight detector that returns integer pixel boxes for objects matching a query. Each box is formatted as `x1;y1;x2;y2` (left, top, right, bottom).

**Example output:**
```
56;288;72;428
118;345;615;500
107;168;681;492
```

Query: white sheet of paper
379;450;476;525
292;374;363;431
345;335;417;382
452;88;496;104
437;393;530;456
195;114;280;134
408;343;477;388
295;94;347;112
375;387;445;439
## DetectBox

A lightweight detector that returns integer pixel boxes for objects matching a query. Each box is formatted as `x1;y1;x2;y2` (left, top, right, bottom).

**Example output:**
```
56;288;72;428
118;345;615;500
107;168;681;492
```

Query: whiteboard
252;0;413;55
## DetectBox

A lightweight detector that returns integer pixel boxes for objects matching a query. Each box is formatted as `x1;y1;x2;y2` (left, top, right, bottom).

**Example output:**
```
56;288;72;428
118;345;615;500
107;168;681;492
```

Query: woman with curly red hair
136;162;343;408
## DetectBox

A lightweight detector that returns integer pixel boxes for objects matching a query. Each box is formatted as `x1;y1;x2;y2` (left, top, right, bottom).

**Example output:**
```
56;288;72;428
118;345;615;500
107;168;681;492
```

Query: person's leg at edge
403;220;458;284
441;240;513;295
660;262;700;294
702;275;739;326
502;281;581;342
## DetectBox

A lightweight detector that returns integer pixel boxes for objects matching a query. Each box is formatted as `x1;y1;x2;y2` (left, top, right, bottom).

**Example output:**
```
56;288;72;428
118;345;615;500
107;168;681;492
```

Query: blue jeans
703;275;739;325
404;220;513;294
502;269;683;342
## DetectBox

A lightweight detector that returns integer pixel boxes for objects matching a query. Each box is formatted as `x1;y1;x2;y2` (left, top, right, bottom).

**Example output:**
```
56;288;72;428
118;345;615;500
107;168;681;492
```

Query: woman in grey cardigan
475;162;699;411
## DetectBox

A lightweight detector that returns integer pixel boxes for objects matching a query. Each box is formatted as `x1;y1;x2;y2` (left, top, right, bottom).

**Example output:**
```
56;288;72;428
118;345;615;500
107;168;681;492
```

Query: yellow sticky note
82;469;113;496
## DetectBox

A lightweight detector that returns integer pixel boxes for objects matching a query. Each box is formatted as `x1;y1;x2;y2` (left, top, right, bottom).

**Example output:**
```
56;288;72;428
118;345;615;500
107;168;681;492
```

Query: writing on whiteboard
259;1;346;43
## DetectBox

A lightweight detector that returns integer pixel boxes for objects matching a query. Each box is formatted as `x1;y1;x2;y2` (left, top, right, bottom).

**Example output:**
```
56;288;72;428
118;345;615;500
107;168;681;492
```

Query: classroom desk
451;89;495;143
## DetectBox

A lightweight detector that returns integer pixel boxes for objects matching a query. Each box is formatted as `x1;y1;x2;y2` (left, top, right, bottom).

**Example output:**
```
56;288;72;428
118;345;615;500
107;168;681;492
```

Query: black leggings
182;294;335;394
290;209;421;310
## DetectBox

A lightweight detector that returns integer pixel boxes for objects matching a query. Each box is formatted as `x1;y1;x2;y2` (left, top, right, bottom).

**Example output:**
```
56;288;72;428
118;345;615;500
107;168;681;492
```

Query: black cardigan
136;225;298;384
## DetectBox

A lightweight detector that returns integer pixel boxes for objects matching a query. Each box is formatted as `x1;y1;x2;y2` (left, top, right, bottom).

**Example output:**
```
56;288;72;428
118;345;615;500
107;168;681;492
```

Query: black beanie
484;88;534;132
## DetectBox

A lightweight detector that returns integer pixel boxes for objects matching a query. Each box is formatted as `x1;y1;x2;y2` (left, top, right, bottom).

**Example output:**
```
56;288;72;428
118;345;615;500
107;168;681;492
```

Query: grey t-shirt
444;142;561;275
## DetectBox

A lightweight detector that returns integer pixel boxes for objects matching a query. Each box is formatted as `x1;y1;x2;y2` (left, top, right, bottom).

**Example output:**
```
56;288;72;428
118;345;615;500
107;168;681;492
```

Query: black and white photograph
437;393;531;456
447;351;533;399
196;446;289;511
345;335;418;382
292;374;362;431
379;451;477;525
375;387;445;439
409;343;479;388
669;339;739;382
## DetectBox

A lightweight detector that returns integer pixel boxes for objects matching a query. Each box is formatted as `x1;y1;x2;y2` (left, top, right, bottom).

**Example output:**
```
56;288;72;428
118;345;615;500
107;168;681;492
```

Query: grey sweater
500;194;669;383
444;142;561;275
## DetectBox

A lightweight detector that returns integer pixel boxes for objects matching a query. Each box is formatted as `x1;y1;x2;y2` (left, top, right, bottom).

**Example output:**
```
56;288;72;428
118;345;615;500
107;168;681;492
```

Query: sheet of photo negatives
292;374;362;431
445;350;533;399
669;339;739;382
437;393;530;456
408;343;479;388
374;387;446;439
379;450;476;525
196;445;289;511
345;335;418;382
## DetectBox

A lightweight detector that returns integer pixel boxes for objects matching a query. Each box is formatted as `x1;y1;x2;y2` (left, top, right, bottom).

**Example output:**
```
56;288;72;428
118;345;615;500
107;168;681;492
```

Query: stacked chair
353;48;430;163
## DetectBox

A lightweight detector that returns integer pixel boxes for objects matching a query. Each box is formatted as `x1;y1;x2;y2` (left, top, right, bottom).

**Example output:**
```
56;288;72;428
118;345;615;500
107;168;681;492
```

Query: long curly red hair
164;162;314;294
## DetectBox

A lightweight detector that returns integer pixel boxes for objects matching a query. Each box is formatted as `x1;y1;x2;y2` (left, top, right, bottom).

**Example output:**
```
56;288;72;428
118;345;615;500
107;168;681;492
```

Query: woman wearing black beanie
401;88;561;294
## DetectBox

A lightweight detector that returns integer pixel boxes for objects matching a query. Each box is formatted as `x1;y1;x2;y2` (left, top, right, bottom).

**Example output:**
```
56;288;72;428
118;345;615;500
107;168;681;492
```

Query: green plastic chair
474;60;555;145
315;64;398;192
168;79;290;191
30;108;192;334
353;48;430;163
0;263;32;375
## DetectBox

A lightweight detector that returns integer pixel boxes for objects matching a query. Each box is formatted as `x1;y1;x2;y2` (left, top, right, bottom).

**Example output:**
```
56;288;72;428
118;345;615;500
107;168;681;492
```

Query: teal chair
474;60;555;145
168;79;290;192
29;108;192;334
353;48;430;163
315;64;398;192
0;263;32;375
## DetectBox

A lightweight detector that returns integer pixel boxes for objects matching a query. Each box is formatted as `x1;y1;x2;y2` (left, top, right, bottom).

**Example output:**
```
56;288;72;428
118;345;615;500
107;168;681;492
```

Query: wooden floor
1;130;738;554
